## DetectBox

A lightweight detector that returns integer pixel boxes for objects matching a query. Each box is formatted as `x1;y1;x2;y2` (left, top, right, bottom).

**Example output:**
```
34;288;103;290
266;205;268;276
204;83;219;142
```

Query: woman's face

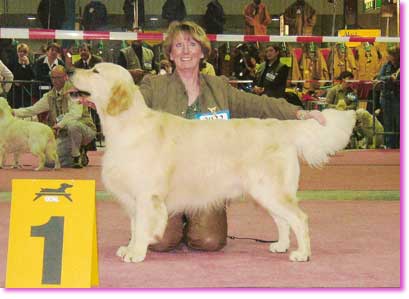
17;48;28;59
170;32;204;72
47;47;59;61
265;46;279;62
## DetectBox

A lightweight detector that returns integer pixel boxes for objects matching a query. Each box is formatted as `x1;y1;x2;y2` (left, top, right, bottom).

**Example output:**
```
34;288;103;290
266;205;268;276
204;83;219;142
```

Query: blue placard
195;109;231;120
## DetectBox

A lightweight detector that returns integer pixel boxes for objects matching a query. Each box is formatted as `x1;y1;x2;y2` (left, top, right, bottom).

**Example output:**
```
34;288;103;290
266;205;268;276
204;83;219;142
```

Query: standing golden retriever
71;63;355;263
0;97;60;170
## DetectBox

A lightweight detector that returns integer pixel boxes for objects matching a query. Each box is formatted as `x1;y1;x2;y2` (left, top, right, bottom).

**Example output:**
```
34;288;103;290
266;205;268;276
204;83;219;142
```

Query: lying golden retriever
354;108;384;149
71;63;355;263
0;97;60;170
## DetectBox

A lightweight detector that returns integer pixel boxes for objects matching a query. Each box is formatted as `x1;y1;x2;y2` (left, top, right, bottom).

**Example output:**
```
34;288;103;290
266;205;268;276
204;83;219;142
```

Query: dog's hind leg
116;193;168;263
253;192;311;262
46;139;60;169
34;152;46;171
46;148;61;169
269;214;290;253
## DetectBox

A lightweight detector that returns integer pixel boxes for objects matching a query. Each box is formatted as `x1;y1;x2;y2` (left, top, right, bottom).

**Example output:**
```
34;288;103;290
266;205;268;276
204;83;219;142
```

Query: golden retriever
354;108;384;149
0;97;60;170
71;63;355;263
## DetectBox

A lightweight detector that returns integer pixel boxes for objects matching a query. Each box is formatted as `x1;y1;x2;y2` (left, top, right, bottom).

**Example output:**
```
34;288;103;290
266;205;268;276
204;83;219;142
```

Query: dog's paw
289;250;310;262
269;242;289;253
116;246;128;257
116;245;146;263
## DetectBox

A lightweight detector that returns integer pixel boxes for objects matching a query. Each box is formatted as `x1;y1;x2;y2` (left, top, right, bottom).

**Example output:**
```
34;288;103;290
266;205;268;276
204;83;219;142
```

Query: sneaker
72;156;83;168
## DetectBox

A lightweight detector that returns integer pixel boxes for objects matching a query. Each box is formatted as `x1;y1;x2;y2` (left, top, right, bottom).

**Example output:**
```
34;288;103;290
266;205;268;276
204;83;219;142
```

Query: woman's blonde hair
162;21;211;61
17;43;30;53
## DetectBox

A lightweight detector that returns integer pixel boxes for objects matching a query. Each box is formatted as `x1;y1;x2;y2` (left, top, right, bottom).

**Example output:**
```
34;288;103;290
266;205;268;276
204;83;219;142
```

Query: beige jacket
14;81;96;130
140;72;300;120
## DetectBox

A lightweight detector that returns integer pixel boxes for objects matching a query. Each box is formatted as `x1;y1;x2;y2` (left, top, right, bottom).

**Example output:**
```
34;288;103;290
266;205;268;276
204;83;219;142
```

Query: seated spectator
13;65;96;168
8;43;35;108
73;42;103;69
326;71;357;110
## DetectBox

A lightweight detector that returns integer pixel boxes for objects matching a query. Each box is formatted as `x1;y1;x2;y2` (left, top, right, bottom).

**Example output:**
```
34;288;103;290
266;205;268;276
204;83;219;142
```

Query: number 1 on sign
31;216;65;285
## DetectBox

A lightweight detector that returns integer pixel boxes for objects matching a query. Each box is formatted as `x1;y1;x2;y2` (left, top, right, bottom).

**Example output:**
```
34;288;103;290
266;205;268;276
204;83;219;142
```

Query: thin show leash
227;235;277;243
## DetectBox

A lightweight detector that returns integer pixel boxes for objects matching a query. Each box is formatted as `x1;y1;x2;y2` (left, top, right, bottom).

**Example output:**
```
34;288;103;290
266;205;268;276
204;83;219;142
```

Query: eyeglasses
50;76;65;80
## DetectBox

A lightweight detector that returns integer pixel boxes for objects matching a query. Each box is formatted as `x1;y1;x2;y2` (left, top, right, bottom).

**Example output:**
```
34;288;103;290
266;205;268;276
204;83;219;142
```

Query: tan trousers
150;206;227;252
57;120;96;166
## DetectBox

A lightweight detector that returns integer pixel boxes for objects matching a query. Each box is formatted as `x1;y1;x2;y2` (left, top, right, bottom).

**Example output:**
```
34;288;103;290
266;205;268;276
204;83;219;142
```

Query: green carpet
0;190;400;202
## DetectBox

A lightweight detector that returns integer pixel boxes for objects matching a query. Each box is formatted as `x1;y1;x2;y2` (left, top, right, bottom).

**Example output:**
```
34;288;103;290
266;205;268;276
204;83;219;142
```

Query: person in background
7;43;35;108
325;71;357;111
33;42;65;86
73;42;103;150
0;59;14;98
243;0;271;35
139;21;325;253
254;44;289;98
13;65;96;168
117;29;157;84
73;42;103;69
377;46;400;149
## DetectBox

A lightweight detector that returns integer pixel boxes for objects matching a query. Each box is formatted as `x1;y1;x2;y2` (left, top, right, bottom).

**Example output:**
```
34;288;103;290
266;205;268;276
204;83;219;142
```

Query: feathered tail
291;109;356;167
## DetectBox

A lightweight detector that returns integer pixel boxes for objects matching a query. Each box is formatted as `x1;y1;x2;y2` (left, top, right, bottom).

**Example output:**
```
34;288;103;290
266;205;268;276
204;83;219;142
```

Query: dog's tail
291;109;356;167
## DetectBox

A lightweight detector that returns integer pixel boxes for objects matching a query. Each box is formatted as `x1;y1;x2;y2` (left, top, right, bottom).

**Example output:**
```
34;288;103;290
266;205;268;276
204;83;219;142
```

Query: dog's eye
92;68;100;74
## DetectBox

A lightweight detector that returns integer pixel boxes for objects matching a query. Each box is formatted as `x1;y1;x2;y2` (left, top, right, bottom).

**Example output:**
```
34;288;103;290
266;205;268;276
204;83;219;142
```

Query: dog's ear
106;83;133;116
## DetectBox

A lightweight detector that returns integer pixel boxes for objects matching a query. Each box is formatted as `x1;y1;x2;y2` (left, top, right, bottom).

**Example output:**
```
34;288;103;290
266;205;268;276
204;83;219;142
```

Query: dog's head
70;63;136;116
355;108;372;128
60;183;73;188
0;97;13;120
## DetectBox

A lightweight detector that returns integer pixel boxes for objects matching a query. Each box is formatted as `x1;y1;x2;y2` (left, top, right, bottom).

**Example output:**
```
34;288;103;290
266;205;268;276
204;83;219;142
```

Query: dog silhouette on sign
33;183;74;202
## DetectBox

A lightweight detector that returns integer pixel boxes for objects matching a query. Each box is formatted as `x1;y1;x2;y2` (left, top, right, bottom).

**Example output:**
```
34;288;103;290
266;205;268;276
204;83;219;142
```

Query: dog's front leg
12;152;22;169
116;215;148;263
116;193;167;263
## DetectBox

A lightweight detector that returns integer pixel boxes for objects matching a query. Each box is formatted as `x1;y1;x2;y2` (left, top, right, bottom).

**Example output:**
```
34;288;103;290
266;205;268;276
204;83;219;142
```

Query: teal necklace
185;100;201;119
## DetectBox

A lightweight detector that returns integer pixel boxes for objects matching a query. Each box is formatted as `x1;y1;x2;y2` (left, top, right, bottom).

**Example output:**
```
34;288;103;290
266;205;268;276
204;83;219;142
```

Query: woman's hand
253;86;264;95
296;109;326;126
19;56;30;65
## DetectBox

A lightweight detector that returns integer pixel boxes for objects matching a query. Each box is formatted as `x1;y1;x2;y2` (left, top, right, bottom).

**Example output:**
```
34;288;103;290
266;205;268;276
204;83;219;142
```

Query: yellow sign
338;29;381;47
6;179;98;288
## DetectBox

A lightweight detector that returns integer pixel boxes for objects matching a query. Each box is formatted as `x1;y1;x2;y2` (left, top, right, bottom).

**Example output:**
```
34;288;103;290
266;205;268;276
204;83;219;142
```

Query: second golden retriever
0;97;60;170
